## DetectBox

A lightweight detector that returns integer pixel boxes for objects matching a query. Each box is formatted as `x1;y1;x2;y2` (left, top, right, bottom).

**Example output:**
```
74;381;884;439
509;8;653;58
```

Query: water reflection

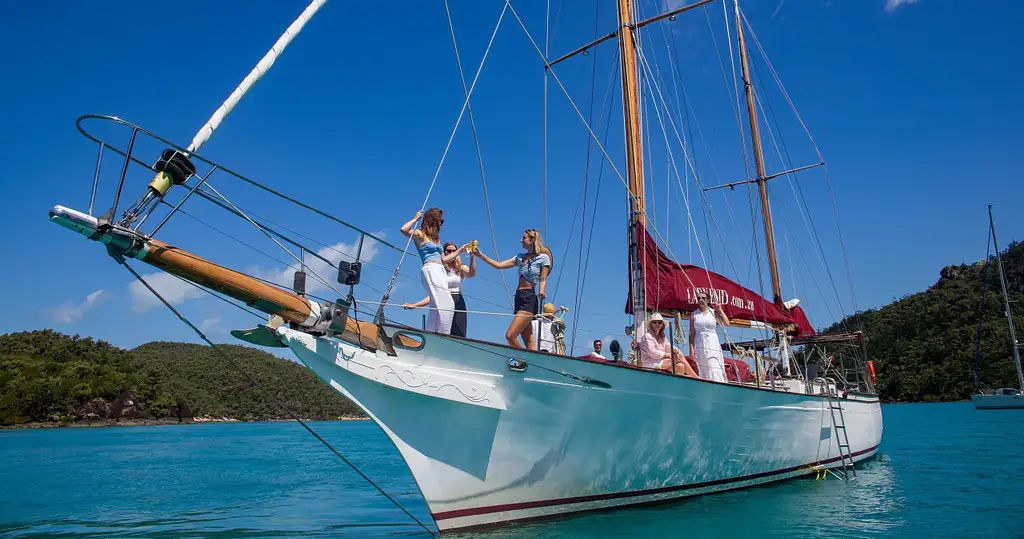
450;455;904;539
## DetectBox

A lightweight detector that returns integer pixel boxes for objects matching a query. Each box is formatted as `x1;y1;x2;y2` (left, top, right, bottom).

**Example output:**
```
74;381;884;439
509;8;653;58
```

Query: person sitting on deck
638;313;698;377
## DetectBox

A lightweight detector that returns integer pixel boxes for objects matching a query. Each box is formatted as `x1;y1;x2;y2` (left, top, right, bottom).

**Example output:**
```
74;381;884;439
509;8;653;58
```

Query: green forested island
2;240;1022;425
0;330;364;426
826;240;1024;402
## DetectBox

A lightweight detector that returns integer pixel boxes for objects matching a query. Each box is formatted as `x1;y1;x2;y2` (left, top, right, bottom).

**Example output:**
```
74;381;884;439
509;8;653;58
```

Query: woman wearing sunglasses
400;208;470;334
637;312;697;376
475;228;552;349
403;241;476;337
689;291;730;382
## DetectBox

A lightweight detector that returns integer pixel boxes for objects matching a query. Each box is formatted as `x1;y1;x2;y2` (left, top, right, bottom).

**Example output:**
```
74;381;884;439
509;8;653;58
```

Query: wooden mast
734;0;783;303
617;0;648;331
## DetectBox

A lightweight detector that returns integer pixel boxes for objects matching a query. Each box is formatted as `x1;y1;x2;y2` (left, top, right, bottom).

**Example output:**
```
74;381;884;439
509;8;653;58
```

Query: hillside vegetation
826;240;1024;402
0;330;363;426
4;240;1023;423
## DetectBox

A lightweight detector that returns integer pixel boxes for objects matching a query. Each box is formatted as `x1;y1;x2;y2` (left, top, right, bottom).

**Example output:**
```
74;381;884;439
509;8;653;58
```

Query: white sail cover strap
188;0;328;153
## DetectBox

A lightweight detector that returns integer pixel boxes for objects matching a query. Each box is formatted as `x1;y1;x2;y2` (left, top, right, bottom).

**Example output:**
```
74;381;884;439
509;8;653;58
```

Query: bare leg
521;316;535;350
671;348;698;377
506;311;533;348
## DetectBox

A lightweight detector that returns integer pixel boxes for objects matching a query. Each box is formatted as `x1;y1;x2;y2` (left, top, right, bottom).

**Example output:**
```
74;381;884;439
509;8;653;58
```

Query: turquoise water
1;402;1021;538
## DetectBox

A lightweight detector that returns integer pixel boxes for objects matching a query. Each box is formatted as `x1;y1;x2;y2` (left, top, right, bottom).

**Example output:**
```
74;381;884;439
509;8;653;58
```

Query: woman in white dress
689;291;730;382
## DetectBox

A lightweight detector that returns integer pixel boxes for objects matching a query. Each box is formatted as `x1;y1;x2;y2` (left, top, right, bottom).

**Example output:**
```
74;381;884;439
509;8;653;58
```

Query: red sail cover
627;225;815;337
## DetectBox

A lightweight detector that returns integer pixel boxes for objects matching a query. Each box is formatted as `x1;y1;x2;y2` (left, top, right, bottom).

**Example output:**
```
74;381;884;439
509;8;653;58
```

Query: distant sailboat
971;203;1024;410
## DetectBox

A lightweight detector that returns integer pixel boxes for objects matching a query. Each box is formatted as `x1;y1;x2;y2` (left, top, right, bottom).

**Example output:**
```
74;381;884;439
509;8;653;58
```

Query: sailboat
48;0;882;532
971;203;1024;410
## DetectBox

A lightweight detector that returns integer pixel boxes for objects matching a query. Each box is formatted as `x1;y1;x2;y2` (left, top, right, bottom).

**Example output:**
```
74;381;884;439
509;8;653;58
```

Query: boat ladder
822;377;856;480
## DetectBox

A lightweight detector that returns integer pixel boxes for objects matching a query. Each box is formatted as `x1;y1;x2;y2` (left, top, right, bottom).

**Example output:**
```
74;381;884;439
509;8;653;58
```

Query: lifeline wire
118;259;437;538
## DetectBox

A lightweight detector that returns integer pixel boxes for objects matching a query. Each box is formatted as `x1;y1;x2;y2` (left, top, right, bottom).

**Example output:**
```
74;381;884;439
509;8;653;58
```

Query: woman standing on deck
689;291;730;382
403;241;476;337
475;229;552;349
400;209;470;334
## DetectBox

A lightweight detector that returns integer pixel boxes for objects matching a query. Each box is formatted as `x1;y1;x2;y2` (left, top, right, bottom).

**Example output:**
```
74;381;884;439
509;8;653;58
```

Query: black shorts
514;289;538;314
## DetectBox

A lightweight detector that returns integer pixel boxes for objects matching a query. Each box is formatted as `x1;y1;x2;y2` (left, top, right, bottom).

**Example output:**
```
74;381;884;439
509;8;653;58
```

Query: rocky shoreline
2;416;370;429
1;390;367;430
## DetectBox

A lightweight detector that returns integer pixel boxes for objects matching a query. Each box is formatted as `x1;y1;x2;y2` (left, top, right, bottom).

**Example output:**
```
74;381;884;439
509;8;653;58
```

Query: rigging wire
748;62;848;327
636;53;771;348
119;260;437;537
543;0;550;241
747;47;849;327
633;34;776;342
442;0;514;308
552;26;618;300
738;8;859;313
974;219;993;391
644;11;756;284
377;5;508;317
201;181;348;301
572;64;619;353
175;194;519;315
184;187;517;297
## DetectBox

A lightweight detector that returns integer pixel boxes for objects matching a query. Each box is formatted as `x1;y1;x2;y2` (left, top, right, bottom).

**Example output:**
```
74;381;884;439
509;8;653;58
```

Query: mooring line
118;259;437;537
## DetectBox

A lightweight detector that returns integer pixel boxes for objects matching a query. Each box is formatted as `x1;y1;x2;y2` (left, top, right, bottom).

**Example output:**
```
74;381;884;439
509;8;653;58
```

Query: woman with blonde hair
400;208;471;334
475;228;552;349
403;241;476;337
638;313;698;377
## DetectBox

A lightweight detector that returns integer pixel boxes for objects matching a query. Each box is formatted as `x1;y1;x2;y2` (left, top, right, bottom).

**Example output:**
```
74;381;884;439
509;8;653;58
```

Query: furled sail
627;224;815;337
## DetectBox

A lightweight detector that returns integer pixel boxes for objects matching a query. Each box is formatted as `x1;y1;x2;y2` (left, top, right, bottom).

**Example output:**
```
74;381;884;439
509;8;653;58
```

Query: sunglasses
651;320;664;324
445;249;457;254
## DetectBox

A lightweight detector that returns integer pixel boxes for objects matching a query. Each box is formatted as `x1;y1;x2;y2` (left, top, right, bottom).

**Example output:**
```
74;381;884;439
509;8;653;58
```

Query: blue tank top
417;240;442;263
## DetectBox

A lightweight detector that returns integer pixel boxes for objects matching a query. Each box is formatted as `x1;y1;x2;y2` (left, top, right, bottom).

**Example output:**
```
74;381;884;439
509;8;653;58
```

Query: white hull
276;327;883;532
971;393;1024;409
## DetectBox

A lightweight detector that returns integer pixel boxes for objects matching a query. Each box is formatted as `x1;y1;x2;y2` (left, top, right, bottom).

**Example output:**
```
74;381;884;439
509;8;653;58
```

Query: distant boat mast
987;203;1023;391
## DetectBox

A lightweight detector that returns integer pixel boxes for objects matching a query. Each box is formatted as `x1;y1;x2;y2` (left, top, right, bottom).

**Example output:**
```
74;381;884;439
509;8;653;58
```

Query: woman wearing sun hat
638;312;697;377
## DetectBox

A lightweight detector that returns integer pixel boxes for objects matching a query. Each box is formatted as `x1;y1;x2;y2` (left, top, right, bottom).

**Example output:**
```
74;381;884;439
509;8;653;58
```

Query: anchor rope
118;259;438;537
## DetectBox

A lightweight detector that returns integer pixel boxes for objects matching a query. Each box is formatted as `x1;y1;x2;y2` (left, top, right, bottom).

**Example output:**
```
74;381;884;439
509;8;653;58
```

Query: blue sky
1;0;1021;356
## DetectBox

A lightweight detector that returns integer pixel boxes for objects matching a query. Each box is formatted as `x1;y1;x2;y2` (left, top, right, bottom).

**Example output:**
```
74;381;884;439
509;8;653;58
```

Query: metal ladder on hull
817;377;856;480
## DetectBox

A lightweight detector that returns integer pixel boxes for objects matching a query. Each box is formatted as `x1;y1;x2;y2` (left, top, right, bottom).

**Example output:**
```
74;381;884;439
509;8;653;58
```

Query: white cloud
50;289;111;323
200;317;222;333
253;234;383;296
129;272;204;313
884;0;919;12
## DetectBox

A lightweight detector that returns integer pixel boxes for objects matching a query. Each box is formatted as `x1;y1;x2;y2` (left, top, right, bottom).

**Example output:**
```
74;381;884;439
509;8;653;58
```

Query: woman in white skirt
689;291;730;382
400;208;470;334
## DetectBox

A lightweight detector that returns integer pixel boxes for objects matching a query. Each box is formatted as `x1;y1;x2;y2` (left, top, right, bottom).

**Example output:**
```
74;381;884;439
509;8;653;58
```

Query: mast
734;0;782;303
617;0;648;329
987;204;1023;391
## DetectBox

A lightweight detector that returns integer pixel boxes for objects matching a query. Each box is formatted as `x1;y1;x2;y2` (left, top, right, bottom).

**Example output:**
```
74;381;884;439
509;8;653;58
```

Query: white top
447;268;462;293
693;307;722;358
532;319;555;352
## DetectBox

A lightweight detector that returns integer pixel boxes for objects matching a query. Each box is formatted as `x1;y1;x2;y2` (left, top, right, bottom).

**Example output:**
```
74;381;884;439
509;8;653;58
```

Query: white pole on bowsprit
187;0;329;154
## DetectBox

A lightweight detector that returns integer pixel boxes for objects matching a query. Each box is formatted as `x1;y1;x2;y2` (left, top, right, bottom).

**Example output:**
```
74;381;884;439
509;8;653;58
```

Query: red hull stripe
432;444;880;521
